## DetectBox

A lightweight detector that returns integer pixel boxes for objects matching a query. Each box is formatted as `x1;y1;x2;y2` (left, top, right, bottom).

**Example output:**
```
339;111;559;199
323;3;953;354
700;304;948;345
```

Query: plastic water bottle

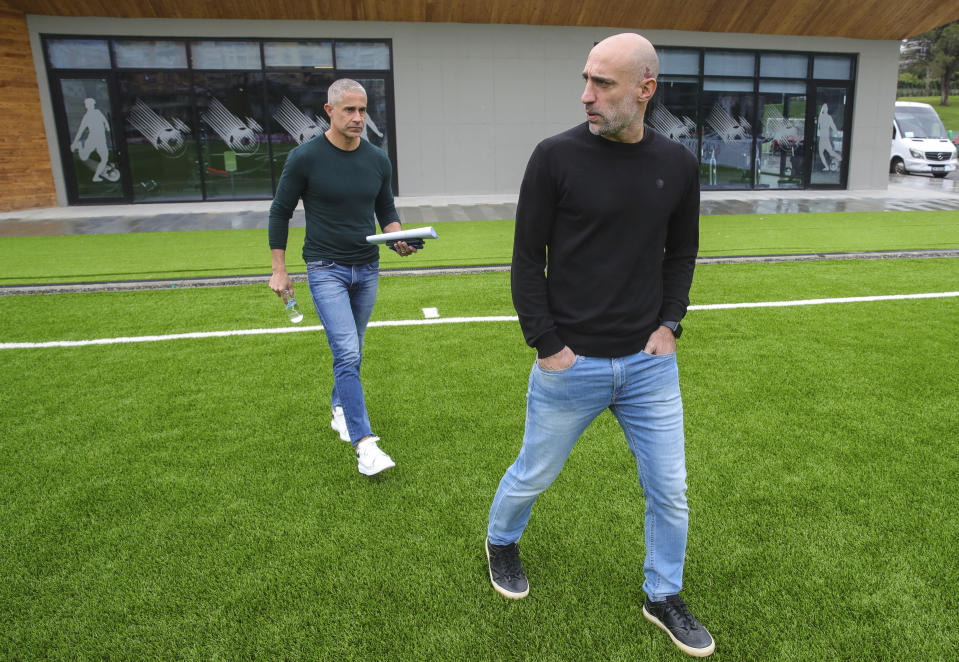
284;289;303;323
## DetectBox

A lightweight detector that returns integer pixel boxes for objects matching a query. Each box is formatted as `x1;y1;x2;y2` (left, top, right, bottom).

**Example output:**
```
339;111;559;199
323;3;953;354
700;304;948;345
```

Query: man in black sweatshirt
485;34;714;658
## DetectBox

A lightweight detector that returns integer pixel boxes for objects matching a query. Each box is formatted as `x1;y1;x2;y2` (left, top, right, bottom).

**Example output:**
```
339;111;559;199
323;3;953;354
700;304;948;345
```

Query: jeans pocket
640;350;676;359
363;260;380;271
534;355;580;374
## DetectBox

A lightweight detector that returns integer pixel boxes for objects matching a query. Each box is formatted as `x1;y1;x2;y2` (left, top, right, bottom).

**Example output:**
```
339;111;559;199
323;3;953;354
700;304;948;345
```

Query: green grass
2;258;959;659
898;95;959;136
2;211;958;285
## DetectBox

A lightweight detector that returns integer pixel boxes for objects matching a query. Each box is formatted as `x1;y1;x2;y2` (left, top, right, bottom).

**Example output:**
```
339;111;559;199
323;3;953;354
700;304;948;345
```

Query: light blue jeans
487;350;689;601
306;259;379;447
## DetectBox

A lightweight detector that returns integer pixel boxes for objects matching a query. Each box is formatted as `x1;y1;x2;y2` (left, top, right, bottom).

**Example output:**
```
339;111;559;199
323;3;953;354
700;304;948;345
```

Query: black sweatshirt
511;123;700;359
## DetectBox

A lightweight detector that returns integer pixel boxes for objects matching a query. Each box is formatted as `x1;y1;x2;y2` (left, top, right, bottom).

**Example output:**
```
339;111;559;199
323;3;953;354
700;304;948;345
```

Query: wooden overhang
2;0;959;41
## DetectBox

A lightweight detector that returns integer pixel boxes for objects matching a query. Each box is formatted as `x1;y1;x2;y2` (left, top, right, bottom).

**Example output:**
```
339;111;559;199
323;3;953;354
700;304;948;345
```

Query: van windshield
895;106;948;139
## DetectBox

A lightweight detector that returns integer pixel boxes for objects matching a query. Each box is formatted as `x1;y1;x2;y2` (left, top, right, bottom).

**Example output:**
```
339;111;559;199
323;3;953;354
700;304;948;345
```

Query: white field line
2;292;957;350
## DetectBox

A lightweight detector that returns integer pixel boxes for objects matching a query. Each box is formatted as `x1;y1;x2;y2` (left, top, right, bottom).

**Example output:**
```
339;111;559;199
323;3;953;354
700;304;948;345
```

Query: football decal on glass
127;99;190;157
273;96;329;145
201;97;262;155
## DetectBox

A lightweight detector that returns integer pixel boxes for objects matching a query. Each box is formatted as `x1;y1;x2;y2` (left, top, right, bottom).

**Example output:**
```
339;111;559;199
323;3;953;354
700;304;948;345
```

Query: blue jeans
487;350;689;601
306;259;379;447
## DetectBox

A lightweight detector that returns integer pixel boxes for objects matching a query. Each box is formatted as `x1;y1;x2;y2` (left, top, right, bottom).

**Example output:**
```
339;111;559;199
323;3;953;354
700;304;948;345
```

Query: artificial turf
2;258;958;659
1;210;958;285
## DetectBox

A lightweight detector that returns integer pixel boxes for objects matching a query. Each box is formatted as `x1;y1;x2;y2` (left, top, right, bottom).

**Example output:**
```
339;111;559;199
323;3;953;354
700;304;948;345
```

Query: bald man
485;34;714;657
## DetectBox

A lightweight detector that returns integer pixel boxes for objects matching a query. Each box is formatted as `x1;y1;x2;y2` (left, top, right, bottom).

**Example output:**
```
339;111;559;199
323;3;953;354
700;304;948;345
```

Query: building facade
3;6;954;210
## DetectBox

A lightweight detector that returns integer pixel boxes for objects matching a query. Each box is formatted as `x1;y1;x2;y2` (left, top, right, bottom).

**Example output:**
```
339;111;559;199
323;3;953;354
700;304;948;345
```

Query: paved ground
2;175;959;238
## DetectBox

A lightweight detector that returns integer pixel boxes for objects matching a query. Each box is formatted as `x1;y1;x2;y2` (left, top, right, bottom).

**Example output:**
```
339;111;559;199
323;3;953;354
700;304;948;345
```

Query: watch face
663;322;682;339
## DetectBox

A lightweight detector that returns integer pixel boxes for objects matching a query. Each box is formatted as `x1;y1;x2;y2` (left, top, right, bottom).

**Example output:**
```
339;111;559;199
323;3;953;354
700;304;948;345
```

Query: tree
913;21;959;105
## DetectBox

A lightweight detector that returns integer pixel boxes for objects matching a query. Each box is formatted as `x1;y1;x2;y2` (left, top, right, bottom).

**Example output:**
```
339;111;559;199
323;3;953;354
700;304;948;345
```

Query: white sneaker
356;437;395;476
330;406;350;442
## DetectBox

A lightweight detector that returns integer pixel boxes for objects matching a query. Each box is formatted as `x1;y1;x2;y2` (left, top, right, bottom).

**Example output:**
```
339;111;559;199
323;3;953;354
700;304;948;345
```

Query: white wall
28;15;901;204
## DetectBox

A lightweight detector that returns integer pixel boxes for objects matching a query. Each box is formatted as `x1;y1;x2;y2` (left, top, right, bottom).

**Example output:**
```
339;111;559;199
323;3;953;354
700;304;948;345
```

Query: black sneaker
643;594;715;657
485;539;529;599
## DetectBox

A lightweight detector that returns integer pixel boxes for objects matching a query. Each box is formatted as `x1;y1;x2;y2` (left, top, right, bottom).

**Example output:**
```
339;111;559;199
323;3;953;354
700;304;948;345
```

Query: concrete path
1;175;959;238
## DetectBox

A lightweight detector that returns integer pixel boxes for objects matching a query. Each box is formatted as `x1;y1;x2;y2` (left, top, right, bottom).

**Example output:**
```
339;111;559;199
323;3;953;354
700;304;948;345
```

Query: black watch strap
661;320;683;339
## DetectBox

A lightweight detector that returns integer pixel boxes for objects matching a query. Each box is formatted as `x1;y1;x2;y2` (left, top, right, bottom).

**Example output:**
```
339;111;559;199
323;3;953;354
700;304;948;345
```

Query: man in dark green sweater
485;34;715;657
268;79;416;476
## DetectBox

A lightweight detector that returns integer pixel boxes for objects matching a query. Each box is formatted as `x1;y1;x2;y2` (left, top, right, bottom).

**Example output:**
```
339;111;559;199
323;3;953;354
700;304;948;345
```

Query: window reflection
659;49;699;76
649;77;699;156
354;78;390;153
47;40;110;69
191;41;262;70
812;87;846;185
195;72;272;200
59;78;123;200
119;71;202;202
335;42;390;69
266;71;335;183
814;56;853;80
704;51;755;77
757;82;806;189
701;79;755;189
114;40;187;69
264;41;333;68
45;35;398;204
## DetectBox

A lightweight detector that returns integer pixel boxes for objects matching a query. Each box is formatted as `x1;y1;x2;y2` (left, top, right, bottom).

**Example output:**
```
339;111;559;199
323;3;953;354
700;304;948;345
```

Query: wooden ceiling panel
2;0;958;40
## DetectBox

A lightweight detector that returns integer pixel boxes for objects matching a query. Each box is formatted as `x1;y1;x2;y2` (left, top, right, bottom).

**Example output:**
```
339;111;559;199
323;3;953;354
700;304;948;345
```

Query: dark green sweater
268;134;399;264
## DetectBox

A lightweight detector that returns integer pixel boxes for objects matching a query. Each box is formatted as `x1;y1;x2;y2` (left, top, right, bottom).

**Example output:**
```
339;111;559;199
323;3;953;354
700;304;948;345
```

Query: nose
581;81;595;106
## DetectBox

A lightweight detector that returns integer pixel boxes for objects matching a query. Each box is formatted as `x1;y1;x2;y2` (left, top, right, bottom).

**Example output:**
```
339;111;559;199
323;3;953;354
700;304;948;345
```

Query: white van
890;101;957;178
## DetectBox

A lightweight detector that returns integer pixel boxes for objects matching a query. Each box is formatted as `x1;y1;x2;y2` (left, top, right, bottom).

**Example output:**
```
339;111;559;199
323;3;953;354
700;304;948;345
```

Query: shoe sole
642;605;715;657
358;459;395;476
485;540;529;599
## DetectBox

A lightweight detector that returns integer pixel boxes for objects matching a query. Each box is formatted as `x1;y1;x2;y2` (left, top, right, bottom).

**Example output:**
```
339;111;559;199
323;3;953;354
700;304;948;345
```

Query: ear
324;103;334;119
637;77;657;103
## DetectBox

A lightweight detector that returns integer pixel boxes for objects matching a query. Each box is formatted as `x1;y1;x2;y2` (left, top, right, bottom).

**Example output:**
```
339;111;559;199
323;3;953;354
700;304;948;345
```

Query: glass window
58;78;123;200
649;77;699;156
335;42;390;70
47;39;111;69
353;77;391;151
759;80;806;94
704;78;754;93
814;55;853;80
760;54;807;78
114;40;188;69
194;72;272;200
191;41;262;70
264;41;334;68
812;87;847;185
895;104;949;139
119;71;202;202
757;86;806;189
702;79;756;189
704;51;755;77
658;49;699;75
266;70;335;182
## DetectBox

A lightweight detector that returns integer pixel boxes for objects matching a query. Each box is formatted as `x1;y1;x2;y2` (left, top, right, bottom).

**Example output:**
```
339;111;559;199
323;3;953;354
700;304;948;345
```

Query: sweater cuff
534;331;566;359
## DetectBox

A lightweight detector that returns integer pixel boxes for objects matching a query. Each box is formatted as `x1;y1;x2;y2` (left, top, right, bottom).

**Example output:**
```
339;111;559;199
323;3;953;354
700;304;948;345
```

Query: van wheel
891;158;907;175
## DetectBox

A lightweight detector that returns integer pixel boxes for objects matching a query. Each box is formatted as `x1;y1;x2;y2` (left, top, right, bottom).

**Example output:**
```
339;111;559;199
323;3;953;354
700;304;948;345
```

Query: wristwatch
661;320;683;339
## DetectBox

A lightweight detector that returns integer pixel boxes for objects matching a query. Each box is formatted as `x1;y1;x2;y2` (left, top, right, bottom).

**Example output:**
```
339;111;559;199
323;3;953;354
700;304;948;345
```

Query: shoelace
493;544;524;580
663;596;700;632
